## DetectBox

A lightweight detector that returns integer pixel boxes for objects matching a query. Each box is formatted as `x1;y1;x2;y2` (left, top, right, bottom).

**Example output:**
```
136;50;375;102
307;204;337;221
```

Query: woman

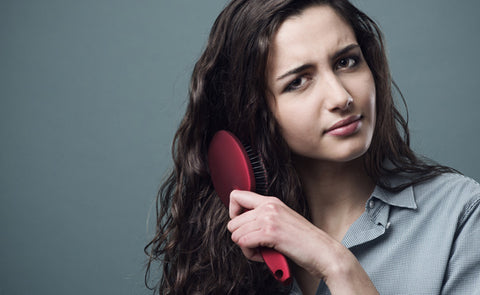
145;0;480;294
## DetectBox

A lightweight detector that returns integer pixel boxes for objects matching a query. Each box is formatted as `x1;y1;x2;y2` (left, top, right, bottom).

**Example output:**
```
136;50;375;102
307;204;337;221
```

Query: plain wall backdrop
1;1;479;294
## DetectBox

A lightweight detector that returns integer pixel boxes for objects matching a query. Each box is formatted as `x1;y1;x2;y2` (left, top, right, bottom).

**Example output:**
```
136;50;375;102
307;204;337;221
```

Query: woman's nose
322;74;353;112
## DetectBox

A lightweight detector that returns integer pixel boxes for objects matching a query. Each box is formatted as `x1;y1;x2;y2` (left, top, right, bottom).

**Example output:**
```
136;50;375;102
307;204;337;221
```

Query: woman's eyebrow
276;64;315;81
275;43;360;81
332;43;360;61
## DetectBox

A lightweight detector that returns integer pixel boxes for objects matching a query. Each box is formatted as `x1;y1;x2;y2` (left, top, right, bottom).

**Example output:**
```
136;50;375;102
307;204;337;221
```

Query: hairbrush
207;130;292;285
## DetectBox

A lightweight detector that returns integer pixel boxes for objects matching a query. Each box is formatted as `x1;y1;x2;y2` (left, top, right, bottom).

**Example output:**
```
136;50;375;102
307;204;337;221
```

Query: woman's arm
227;190;378;294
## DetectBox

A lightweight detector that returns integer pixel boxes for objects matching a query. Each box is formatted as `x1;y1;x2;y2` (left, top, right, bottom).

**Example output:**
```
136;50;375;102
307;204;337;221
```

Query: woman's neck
293;156;375;242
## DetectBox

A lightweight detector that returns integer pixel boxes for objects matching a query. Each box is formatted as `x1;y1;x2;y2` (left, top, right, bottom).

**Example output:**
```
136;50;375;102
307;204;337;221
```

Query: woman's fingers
228;190;286;249
227;209;257;233
229;215;277;248
229;189;265;218
228;190;275;262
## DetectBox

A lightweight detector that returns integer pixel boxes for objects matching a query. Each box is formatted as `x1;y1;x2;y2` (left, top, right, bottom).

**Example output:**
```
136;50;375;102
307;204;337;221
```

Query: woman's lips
325;115;362;136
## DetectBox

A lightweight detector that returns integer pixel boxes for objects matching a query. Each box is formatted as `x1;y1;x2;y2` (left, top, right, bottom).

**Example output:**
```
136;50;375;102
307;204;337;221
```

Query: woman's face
266;5;376;164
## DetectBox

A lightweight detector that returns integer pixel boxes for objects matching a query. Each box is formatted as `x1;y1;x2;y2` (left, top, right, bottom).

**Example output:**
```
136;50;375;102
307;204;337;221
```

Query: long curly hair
145;0;455;294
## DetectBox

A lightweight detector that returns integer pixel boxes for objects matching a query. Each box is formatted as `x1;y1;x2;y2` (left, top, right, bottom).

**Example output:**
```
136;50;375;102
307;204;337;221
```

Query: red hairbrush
207;130;292;285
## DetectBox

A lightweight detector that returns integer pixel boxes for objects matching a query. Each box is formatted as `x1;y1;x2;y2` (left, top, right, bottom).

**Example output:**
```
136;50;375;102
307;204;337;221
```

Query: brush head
207;130;256;207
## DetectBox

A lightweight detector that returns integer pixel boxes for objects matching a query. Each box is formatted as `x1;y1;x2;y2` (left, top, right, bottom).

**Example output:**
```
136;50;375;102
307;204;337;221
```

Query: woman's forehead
268;5;357;74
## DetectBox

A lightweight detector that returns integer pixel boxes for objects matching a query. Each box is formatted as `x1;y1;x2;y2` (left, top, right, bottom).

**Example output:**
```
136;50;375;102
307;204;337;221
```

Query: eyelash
335;55;360;70
282;55;361;93
284;75;310;92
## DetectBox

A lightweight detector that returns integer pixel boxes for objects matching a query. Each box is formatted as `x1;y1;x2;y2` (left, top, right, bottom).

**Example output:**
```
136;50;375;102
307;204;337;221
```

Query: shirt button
368;200;375;209
386;222;391;229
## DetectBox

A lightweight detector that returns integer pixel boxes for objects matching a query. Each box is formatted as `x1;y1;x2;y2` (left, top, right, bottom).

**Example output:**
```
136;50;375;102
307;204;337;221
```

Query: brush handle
260;247;292;285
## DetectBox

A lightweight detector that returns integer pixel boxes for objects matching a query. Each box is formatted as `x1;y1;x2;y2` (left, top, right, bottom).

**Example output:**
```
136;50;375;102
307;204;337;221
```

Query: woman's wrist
322;245;379;294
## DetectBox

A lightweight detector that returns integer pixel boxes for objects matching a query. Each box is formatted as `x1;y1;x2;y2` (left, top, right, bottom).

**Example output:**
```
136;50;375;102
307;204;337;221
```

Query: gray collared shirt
289;173;480;294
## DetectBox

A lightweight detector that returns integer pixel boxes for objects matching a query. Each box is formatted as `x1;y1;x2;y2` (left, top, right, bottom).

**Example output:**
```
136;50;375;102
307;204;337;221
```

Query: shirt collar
370;159;418;210
372;184;417;210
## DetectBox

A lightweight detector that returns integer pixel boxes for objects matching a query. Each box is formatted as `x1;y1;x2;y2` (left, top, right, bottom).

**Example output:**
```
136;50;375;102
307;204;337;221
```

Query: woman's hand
227;190;378;294
227;190;336;277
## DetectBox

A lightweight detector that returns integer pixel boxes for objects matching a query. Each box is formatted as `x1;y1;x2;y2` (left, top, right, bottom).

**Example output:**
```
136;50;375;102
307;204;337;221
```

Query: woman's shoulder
416;172;480;196
412;172;480;218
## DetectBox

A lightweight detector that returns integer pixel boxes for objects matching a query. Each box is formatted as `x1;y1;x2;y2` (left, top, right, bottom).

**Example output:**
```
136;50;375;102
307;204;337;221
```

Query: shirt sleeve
441;197;480;294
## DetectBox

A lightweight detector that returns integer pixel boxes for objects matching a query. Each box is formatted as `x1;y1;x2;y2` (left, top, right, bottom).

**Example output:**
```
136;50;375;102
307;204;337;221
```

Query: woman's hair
145;0;456;294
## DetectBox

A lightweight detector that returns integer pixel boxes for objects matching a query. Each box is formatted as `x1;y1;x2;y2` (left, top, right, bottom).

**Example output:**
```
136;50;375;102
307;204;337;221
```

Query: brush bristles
243;144;268;196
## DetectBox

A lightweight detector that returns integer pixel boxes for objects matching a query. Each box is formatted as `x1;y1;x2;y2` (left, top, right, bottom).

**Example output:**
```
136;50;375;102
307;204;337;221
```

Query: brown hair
145;0;455;294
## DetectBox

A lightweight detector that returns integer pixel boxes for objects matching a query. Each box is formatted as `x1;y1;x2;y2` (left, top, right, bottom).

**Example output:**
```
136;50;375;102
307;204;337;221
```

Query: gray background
1;0;478;294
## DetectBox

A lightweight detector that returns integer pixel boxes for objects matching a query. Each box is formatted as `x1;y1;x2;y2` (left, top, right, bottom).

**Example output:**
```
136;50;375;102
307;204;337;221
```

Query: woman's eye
336;56;359;70
284;76;307;92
